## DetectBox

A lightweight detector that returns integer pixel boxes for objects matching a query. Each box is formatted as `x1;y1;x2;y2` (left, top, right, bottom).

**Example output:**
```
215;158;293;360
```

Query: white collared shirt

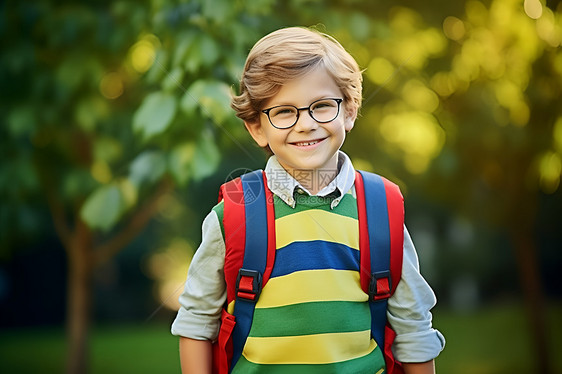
171;151;445;363
264;151;356;209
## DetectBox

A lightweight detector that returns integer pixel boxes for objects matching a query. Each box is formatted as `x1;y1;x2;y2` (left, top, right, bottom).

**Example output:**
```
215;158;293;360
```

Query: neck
283;154;340;194
292;168;338;195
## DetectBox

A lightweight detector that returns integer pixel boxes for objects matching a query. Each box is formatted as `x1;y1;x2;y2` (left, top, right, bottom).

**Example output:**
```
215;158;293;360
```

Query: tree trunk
56;179;171;373
510;226;552;374
66;219;93;374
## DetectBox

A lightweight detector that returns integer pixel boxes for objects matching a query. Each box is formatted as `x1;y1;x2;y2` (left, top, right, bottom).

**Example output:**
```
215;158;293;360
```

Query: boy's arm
179;337;212;374
171;209;226;372
402;360;435;374
171;209;226;340
387;227;445;363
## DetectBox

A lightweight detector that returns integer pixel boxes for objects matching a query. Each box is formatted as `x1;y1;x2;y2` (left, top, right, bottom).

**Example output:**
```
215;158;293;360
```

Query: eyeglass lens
267;98;341;129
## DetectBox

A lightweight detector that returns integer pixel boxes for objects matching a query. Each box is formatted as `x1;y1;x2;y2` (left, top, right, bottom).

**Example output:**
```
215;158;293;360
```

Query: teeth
295;140;319;146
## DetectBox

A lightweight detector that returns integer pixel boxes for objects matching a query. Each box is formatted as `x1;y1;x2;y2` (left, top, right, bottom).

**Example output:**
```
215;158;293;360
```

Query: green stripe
211;200;224;240
274;193;357;219
232;344;385;374
249;301;370;337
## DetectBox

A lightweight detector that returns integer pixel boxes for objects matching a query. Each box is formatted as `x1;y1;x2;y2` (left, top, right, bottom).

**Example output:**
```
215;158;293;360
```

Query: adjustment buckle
369;271;391;301
235;269;262;303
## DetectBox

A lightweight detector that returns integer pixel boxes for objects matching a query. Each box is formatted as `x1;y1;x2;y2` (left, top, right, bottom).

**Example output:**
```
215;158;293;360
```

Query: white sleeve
387;226;446;362
171;209;226;341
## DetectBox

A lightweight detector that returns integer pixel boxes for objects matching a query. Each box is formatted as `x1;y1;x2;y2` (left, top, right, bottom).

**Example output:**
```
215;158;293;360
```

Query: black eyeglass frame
261;98;343;129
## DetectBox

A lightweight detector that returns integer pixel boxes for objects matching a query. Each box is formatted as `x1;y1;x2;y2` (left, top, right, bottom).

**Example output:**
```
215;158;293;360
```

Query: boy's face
245;67;356;174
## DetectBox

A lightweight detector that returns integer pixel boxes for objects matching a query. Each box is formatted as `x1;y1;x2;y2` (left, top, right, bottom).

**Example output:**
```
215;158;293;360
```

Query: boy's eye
270;106;297;118
311;100;336;111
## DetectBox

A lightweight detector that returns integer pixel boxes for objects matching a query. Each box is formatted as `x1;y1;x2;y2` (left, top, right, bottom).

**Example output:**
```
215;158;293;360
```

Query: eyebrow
267;95;341;107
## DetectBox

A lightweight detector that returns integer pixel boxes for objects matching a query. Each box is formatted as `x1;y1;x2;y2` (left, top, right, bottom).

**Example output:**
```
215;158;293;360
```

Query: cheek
263;128;289;148
329;120;348;136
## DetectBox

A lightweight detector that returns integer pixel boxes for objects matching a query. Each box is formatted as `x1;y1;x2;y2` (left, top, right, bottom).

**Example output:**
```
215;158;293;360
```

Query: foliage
1;1;150;247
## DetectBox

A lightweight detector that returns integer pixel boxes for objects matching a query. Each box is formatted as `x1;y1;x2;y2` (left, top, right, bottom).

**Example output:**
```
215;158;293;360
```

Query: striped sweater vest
214;192;386;373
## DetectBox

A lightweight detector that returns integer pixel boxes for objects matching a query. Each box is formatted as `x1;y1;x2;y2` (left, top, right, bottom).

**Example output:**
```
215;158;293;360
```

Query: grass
0;303;560;373
0;323;179;373
434;302;562;374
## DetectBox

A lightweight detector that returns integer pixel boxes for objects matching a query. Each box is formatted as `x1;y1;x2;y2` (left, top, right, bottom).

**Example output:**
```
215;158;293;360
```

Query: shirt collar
264;151;356;209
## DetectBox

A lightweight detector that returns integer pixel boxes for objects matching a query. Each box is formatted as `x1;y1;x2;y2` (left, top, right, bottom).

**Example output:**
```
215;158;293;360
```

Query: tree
1;2;166;372
1;1;292;372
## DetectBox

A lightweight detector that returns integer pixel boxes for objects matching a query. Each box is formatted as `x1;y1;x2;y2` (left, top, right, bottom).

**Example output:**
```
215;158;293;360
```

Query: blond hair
231;27;363;124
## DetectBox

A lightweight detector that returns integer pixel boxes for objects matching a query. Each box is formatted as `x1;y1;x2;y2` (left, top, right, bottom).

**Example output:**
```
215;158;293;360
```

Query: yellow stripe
243;330;377;365
275;209;359;250
376;369;384;374
256;269;367;308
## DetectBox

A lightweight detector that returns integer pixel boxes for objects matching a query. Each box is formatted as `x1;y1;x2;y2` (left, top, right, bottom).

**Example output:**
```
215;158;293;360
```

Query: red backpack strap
214;170;275;373
213;177;245;374
382;176;404;295
357;171;404;297
381;174;405;374
219;177;246;304
356;170;404;374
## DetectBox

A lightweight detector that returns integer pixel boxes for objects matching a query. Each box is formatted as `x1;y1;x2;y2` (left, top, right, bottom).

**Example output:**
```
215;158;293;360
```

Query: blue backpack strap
357;170;392;350
230;170;269;371
357;170;405;373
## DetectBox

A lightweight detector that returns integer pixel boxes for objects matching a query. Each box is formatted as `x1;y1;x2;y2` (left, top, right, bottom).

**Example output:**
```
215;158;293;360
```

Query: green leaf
180;80;232;124
0;157;39;196
172;31;197;67
168;143;195;186
129;150;167;186
201;0;234;23
133;92;177;141
191;130;221;181
63;170;97;199
162;66;185;92
145;50;169;85
199;34;220;66
184;37;202;73
117;178;138;209
55;54;87;92
80;184;124;232
7;106;36;138
349;12;371;41
168;128;221;185
179;84;200;116
75;97;109;132
93;136;123;164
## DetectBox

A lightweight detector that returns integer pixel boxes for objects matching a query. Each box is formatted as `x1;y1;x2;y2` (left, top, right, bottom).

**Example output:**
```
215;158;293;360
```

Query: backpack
212;169;405;374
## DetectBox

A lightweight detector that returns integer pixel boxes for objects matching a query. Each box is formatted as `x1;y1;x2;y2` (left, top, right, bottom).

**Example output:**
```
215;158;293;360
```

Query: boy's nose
293;111;319;132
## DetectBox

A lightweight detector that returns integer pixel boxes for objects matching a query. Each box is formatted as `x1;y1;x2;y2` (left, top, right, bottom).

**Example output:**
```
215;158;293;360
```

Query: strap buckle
235;269;262;303
369;270;391;301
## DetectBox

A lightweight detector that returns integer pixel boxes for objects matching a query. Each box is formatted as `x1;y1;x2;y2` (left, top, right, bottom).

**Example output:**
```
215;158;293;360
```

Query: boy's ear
244;120;268;148
344;106;357;132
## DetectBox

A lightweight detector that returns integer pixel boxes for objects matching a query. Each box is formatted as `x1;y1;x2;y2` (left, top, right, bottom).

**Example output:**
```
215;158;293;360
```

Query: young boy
171;27;445;373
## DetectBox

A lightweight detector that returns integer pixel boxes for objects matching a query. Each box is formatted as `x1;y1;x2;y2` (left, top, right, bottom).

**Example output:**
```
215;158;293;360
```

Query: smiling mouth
292;138;324;147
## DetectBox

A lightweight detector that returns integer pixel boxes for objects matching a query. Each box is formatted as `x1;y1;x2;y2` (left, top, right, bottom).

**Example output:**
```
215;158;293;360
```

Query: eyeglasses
261;98;343;129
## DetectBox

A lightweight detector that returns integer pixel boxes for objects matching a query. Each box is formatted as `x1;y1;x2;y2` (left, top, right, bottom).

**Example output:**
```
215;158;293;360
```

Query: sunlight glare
524;0;543;20
367;57;395;86
539;151;561;193
443;16;466;41
99;72;124;99
91;161;112;183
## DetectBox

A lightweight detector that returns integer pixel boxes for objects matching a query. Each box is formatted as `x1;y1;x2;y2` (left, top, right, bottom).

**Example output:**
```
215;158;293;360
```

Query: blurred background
1;0;561;373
